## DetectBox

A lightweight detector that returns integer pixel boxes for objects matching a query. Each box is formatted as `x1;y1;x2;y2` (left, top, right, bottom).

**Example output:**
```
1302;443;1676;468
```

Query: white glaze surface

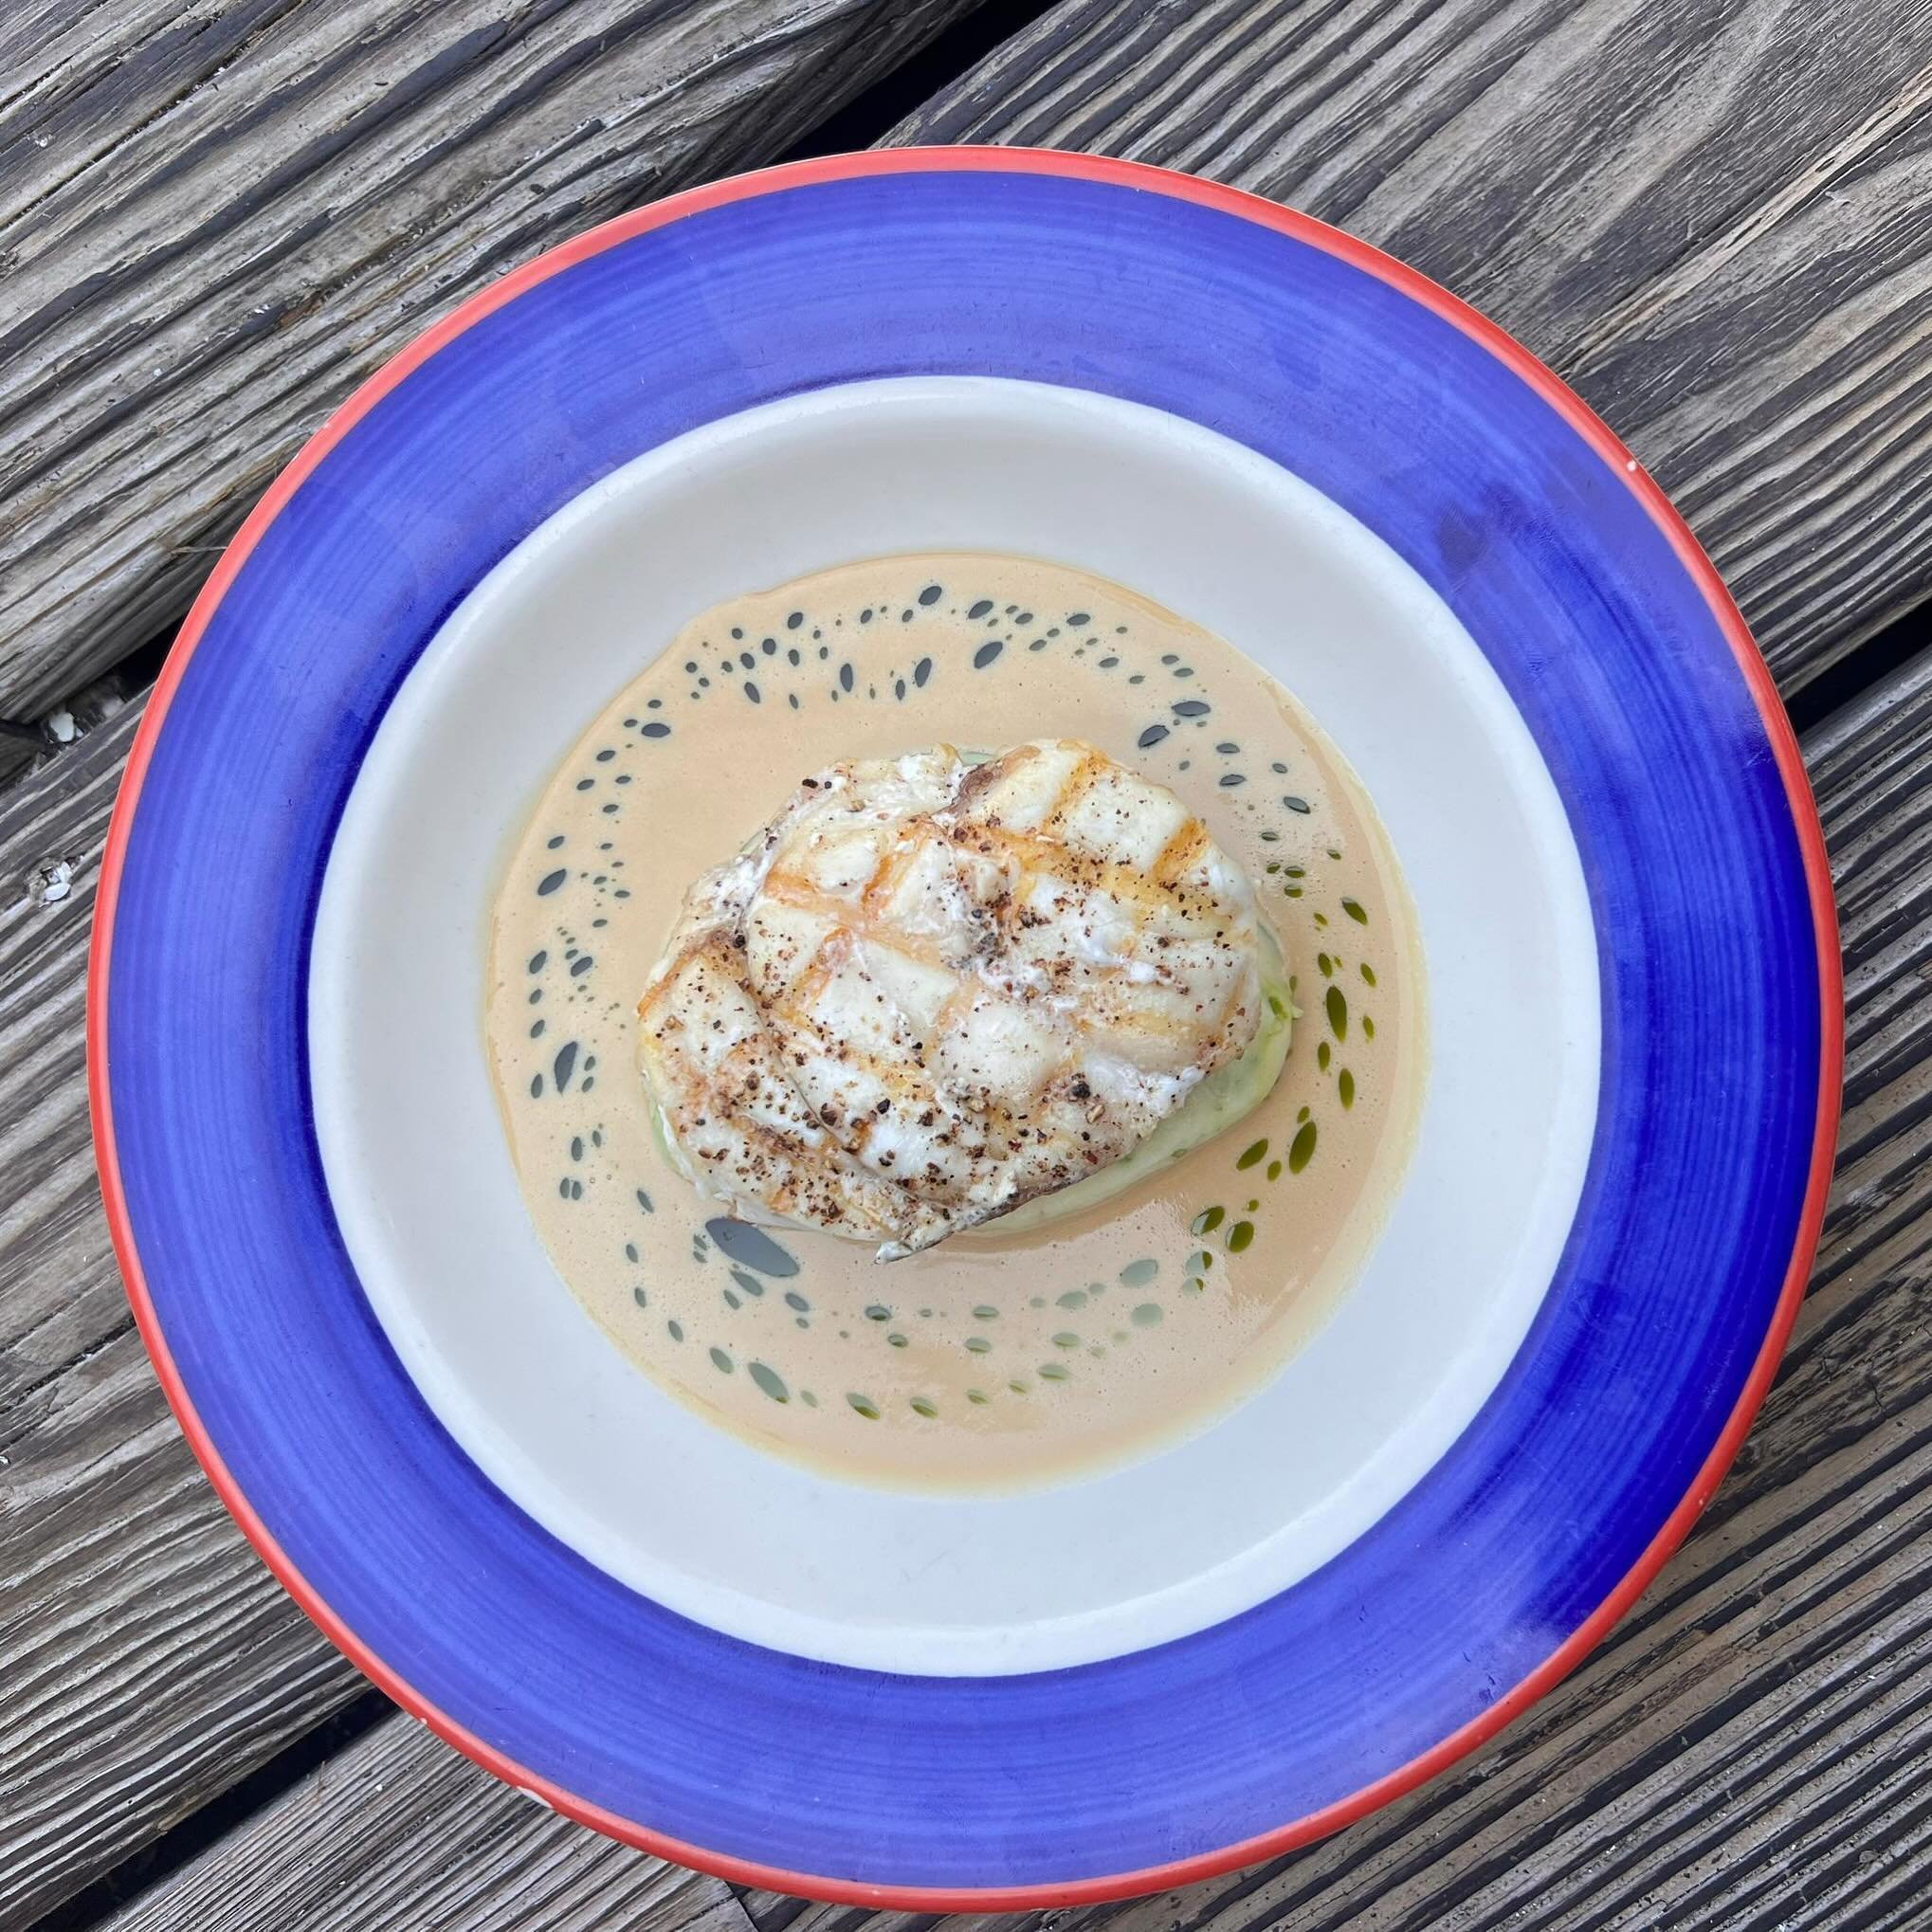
312;378;1598;1674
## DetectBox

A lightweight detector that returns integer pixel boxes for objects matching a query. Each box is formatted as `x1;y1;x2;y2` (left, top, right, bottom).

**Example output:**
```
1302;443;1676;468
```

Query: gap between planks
89;1713;764;1932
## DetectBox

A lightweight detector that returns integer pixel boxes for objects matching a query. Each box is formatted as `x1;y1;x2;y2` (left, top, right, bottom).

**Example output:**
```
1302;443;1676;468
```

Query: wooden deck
4;2;1931;1926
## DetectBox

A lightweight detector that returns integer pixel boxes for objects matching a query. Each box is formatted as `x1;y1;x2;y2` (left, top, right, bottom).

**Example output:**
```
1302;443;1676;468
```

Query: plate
90;150;1840;1905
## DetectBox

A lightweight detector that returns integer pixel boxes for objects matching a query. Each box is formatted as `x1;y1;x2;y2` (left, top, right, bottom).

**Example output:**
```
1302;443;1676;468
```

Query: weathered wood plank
0;699;137;1424
0;0;985;731
888;0;1932;696
0;1329;366;1932
95;1713;757;1932
723;654;1932;1929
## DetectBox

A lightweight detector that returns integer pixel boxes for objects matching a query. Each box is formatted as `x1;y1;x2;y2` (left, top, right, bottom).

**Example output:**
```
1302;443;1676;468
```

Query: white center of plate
310;376;1598;1675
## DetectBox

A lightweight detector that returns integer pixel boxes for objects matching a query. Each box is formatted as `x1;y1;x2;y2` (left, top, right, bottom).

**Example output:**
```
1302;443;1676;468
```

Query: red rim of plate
86;146;1844;1908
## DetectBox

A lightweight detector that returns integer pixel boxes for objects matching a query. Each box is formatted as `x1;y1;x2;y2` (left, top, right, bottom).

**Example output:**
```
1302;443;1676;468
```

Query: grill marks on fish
637;740;1265;1258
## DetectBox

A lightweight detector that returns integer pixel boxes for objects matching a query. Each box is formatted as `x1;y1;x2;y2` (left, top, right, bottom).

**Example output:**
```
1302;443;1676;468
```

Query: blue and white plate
91;151;1840;1905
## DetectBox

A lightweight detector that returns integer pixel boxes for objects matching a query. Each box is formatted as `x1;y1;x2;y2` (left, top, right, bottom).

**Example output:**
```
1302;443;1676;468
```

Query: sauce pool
486;554;1425;1490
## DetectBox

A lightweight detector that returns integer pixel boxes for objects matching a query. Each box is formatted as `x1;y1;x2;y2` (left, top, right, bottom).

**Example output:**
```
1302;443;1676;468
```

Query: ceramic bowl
91;150;1839;1905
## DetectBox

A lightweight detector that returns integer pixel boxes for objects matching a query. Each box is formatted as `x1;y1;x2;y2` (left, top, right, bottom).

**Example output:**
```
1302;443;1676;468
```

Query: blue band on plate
108;168;1820;1886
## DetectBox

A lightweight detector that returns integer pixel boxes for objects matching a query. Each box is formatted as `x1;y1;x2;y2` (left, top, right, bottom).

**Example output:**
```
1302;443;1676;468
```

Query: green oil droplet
887;1333;908;1348
1039;1363;1071;1382
709;1347;733;1374
1361;962;1378;986
749;1361;789;1403
632;1285;648;1307
965;1336;993;1354
800;1390;818;1409
967;1389;990;1405
1182;1280;1204;1296
666;1320;683;1342
1053;1332;1081;1349
1318;1041;1331;1070
1318;953;1333;976
1289;1121;1319;1172
865;1304;891;1321
910;1396;939;1418
1227;1221;1255;1253
974;1304;999;1321
1267;1159;1283;1180
1236;1138;1268;1170
1011;1380;1030;1395
1187;1249;1212;1273
1313;912;1328;929
1057;1289;1088;1309
1191;1206;1226;1235
1326;986;1348;1040
1363;1014;1376;1039
1120;1258;1159;1287
848;1393;881;1419
1342;898;1368;924
1132;1303;1163;1327
1339;1068;1356;1108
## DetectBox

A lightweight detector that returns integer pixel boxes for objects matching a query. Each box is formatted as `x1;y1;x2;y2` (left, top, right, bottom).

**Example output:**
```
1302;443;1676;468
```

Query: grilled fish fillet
637;739;1268;1259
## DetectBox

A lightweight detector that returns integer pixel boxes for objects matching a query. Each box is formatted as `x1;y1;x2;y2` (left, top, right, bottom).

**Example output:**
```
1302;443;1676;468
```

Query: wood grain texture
724;651;1932;1929
0;0;984;730
0;1327;366;1932
888;0;1932;696
0;700;137;1426
96;1713;756;1932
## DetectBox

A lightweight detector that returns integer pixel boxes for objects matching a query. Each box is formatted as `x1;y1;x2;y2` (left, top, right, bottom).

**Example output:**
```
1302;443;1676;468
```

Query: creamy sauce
486;556;1425;1490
